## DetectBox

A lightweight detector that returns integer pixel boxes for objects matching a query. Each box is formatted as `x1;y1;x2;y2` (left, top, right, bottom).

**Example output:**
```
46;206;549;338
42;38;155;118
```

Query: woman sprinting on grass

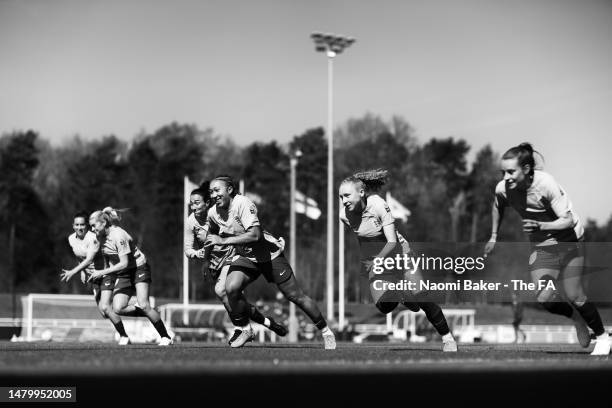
202;175;336;349
484;142;610;355
339;169;457;352
60;211;131;345
88;207;173;346
185;184;288;345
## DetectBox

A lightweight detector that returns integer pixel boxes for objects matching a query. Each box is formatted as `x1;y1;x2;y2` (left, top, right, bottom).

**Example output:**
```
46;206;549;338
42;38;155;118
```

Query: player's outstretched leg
214;265;287;344
535;273;591;348
98;289;130;345
277;274;335;350
224;298;288;346
414;292;457;352
134;282;173;346
562;257;610;355
248;303;288;337
225;270;257;348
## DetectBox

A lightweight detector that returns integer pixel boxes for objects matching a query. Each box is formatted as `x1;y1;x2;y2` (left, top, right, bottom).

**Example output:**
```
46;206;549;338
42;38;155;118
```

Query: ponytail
102;207;122;225
344;168;389;193
90;206;126;228
502;143;544;175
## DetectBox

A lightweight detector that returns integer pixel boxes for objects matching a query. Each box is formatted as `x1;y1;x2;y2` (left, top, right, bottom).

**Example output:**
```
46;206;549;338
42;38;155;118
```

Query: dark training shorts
528;241;584;273
91;273;115;293
228;254;294;285
114;263;153;291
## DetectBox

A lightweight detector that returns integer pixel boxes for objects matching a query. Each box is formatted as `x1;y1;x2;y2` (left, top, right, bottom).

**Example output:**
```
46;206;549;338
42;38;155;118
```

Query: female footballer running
201;175;336;349
339;169;458;352
185;185;288;344
60;211;131;345
88;207;173;346
484;143;610;355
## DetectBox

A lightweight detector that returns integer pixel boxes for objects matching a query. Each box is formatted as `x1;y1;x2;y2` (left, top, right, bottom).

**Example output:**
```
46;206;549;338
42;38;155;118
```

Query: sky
1;0;611;223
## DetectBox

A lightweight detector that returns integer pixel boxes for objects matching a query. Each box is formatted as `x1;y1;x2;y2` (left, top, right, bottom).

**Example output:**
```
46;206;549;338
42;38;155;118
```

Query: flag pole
338;198;345;332
288;155;299;342
182;176;190;325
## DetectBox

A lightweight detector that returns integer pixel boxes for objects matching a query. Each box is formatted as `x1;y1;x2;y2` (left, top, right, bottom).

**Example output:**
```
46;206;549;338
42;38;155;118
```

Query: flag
238;179;263;204
245;191;263;205
295;190;321;220
386;192;411;223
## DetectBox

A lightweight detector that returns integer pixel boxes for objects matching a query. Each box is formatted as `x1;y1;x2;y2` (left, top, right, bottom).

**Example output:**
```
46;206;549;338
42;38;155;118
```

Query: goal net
159;303;279;343
21;293;157;343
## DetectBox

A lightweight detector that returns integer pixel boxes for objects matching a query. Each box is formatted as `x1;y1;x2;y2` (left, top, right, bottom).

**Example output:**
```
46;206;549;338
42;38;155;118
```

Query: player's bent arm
184;227;197;258
489;201;505;242
537;211;574;231
484;202;504;258
62;242;100;279
375;223;400;260
210;226;262;246
184;230;199;258
99;253;129;276
185;248;198;258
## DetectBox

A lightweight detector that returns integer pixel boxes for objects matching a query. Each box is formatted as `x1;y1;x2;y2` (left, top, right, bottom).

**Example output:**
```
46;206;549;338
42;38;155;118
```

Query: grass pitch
1;341;610;405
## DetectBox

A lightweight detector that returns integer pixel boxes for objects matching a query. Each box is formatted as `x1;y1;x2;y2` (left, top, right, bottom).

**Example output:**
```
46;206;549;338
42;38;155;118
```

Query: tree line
1;114;611;305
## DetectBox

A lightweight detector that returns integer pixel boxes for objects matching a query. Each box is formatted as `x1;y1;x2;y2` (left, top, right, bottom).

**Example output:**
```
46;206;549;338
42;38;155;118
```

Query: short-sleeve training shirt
185;211;235;270
101;226;147;269
68;231;105;272
340;194;410;261
184;212;207;256
206;194;282;263
494;170;583;244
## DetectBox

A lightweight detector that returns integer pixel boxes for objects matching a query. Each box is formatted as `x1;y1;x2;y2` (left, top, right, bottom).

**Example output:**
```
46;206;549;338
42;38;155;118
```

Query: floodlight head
310;32;355;55
311;32;324;41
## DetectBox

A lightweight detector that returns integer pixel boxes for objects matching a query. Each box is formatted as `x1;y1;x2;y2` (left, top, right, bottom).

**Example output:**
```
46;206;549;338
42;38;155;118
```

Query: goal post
158;303;278;343
22;293;155;342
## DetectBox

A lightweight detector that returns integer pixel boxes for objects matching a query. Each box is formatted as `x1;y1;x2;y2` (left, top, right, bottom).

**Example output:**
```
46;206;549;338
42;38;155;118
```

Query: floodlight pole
326;50;335;323
310;32;355;324
288;150;302;342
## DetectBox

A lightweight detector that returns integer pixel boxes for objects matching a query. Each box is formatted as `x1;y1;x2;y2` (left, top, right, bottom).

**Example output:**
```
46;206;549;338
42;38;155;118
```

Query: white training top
68;231;105;273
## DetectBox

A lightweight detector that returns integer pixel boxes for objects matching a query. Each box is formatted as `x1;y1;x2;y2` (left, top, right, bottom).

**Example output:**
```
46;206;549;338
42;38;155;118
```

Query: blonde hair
90;206;124;227
341;168;389;193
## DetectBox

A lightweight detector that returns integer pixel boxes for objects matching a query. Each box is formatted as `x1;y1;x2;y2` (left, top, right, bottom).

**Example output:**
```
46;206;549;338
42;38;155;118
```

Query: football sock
153;320;170;338
575;302;606;336
541;300;573;318
227;291;251;327
418;302;451;336
313;316;328;330
248;304;266;325
112;321;128;337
